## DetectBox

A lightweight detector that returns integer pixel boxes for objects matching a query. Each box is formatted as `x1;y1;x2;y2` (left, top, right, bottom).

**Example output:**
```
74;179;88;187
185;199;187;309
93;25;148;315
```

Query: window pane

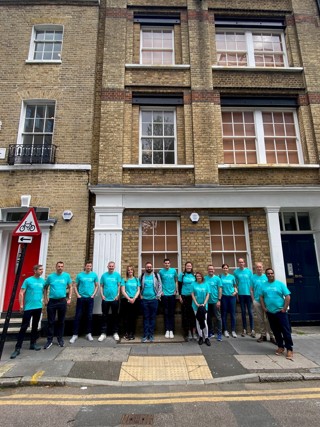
222;221;233;234
142;236;153;251
298;213;311;231
223;236;235;250
234;221;245;234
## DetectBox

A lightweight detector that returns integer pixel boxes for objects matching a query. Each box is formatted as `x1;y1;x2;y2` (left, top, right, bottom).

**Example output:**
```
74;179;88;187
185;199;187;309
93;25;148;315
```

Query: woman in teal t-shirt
220;264;238;338
178;261;196;341
191;272;211;346
121;265;140;340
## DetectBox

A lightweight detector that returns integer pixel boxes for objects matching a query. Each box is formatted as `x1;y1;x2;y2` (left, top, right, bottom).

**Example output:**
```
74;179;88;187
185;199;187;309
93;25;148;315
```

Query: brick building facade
1;0;320;325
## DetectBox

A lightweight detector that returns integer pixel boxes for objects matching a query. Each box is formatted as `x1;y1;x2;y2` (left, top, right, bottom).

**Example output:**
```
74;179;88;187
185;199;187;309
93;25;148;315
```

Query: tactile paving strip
119;355;212;381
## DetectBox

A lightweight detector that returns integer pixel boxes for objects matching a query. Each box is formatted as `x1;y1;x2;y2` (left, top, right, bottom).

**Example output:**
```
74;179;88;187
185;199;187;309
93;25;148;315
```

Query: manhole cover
121;414;154;425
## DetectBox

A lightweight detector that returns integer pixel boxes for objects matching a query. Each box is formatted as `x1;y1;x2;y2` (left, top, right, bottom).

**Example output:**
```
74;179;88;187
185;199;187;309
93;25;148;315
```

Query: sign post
0;208;41;360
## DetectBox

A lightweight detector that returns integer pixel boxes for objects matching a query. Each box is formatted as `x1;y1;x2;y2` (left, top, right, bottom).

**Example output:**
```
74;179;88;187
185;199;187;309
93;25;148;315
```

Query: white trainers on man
86;333;94;341
231;331;238;338
98;333;106;342
169;331;174;339
165;330;170;338
69;335;78;344
113;333;120;342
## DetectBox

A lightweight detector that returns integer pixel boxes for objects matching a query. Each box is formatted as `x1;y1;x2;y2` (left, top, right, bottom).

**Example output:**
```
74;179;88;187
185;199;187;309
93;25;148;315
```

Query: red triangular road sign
12;208;41;236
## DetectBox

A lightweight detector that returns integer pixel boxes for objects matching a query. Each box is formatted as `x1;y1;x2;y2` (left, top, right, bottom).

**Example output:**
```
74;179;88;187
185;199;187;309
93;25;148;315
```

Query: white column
264;206;286;283
92;207;124;314
310;208;320;272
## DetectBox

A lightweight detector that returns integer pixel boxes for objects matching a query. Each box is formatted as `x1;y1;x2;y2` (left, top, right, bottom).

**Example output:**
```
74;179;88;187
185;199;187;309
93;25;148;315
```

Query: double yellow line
1;387;320;406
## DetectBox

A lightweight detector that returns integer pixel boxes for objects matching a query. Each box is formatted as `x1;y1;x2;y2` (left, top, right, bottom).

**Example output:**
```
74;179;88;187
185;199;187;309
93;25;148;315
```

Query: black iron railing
8;144;57;165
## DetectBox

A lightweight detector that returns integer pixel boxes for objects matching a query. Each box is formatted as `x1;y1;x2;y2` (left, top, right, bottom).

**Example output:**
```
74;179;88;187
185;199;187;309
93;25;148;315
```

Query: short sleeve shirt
121;277;140;298
22;276;45;310
261;280;291;313
251;273;268;302
220;274;237;296
178;272;196;296
204;275;222;304
159;268;177;296
76;271;98;298
234;268;253;296
191;282;210;311
141;274;156;300
46;272;72;299
100;271;121;301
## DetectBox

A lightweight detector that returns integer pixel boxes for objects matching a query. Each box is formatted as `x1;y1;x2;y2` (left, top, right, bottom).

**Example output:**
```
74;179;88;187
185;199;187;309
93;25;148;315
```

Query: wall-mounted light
190;212;200;224
62;210;73;221
21;195;31;207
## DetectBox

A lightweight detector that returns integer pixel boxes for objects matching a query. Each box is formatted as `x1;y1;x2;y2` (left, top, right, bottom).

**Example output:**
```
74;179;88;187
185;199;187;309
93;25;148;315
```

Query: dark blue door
281;234;320;321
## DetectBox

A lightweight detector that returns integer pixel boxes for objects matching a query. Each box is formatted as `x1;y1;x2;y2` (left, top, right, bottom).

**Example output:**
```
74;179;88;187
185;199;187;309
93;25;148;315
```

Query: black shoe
57;339;64;347
124;334;130;341
30;344;41;351
43;341;53;349
129;334;135;340
257;335;267;343
198;337;203;345
10;349;20;359
205;338;211;347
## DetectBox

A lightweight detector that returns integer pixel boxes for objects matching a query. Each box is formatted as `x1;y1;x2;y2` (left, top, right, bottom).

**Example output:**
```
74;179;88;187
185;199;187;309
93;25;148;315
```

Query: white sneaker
113;333;120;342
169;331;174;339
232;331;237;338
224;330;230;338
165;330;170;338
251;329;256;338
98;333;106;342
86;333;94;341
69;335;78;344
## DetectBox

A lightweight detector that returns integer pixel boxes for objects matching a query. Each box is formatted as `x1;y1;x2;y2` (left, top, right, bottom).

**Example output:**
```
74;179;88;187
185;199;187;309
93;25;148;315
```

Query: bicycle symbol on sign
19;221;35;232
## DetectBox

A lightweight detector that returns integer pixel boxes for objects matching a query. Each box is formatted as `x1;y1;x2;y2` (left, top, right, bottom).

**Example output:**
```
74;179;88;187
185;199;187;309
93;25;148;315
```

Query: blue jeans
221;295;236;332
15;308;42;350
207;302;222;335
162;295;176;332
267;311;293;351
238;295;254;331
141;299;158;338
72;297;94;335
47;298;67;341
101;300;119;334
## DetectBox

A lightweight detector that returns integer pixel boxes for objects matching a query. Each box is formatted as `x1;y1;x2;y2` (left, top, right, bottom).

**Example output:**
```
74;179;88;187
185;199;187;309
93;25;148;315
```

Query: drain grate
121;414;154;425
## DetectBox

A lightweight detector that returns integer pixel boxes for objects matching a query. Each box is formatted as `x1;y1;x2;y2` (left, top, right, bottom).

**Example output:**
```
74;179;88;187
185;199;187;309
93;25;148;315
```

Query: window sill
0;164;91;171
123;164;194;169
218;164;319;169
25;60;62;64
125;64;190;70
212;66;303;73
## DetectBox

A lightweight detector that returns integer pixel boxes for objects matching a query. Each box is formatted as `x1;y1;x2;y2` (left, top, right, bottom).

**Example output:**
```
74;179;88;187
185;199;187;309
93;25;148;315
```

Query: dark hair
184;261;193;273
163;258;170;263
33;264;43;271
56;261;64;266
195;272;204;282
222;263;229;269
126;265;135;278
265;268;274;274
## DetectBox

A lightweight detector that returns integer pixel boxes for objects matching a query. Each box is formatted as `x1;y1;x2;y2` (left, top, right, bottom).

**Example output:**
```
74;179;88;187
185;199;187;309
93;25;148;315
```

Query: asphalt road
1;381;320;427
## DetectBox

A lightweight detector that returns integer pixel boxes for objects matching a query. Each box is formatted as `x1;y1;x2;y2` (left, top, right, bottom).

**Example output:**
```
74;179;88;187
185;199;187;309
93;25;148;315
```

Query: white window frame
216;28;288;68
210;217;252;271
140;27;175;65
139;107;177;165
222;108;303;165
27;25;63;63
139;217;181;274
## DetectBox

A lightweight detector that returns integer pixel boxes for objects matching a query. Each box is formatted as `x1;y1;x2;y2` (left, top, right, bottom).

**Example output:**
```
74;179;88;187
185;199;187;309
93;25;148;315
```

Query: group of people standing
10;257;294;361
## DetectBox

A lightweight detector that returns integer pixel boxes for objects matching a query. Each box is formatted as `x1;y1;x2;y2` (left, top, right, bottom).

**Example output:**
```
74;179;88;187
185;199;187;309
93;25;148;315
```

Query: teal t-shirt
191;282;210;311
141;274;156;300
261;279;291;313
220;274;237;296
234;268;253;295
22;276;45;310
46;272;72;299
76;271;98;298
159;268;177;296
178;272;196;296
121;277;140;298
204;275;222;304
100;271;121;301
251;273;268;302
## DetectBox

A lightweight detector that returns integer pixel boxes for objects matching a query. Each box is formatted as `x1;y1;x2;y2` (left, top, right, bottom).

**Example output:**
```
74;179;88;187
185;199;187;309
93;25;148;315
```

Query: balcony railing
8;144;57;165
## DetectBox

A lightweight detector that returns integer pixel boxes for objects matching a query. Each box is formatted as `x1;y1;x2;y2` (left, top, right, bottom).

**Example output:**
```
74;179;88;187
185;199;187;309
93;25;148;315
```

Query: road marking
1;388;320;406
30;370;45;385
0;363;14;377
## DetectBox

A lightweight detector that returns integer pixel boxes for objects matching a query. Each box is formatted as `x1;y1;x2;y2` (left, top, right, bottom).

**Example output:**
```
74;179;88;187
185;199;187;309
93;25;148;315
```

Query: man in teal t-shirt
251;262;275;344
204;265;223;341
159;258;178;339
10;265;46;359
69;262;99;344
234;258;254;337
44;261;73;349
98;261;122;342
260;268;293;360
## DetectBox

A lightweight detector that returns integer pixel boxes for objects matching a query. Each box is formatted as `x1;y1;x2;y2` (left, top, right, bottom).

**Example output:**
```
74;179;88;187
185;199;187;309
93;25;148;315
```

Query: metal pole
0;243;28;360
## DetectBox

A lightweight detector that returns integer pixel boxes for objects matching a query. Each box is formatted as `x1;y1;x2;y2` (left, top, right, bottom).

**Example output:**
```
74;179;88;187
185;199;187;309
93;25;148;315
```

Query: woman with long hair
121;265;140;340
191;272;211;346
178;261;197;341
220;263;238;338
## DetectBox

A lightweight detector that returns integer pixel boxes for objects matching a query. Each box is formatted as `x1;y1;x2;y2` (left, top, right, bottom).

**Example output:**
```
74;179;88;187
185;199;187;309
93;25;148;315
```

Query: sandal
275;347;285;356
286;350;294;360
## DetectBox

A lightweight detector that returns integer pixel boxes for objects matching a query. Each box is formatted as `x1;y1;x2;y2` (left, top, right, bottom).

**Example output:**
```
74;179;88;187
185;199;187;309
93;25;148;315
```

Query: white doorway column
264;206;286;283
92;207;124;314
